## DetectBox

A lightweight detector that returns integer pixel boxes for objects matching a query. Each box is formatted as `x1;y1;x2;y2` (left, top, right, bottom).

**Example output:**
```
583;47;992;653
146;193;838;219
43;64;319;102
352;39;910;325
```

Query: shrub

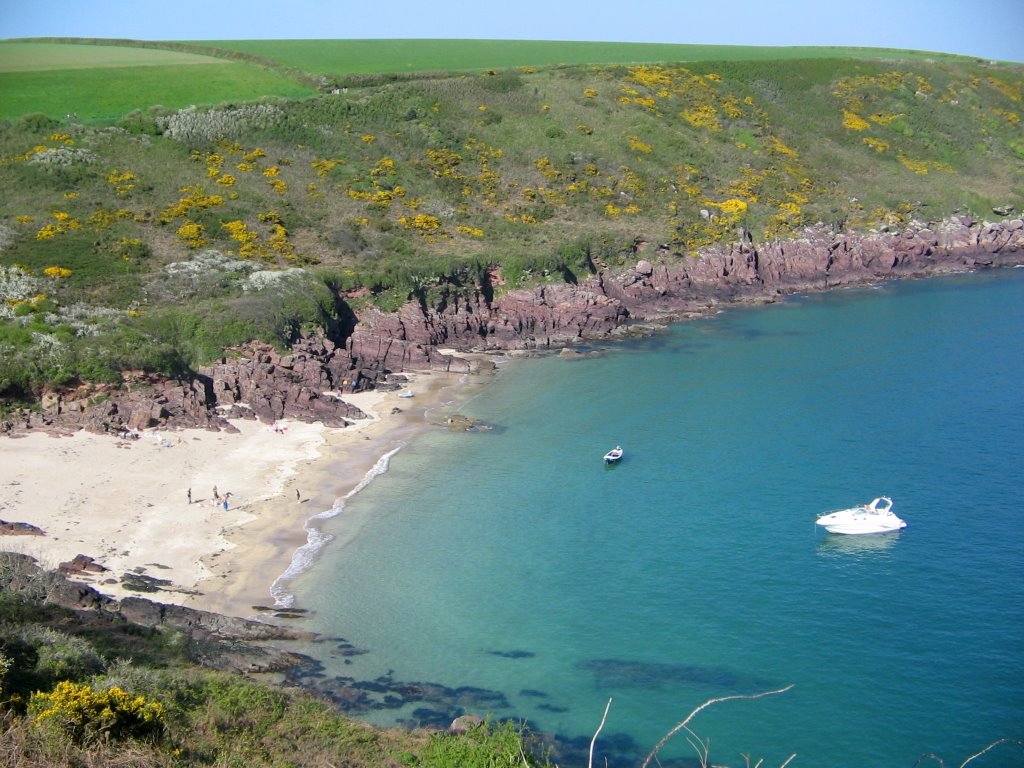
419;719;550;768
14;626;105;685
30;680;166;744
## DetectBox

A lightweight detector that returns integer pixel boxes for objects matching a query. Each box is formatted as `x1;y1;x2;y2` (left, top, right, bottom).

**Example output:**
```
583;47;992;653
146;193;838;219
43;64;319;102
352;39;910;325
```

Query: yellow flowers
842;110;871;131
160;185;224;222
371;157;396;177
42;266;72;278
766;137;799;159
311;158;341;177
36;211;81;240
398;214;442;234
456;225;484;237
712;198;749;217
863;137;889;153
106;169;136;196
176;221;206;248
534;157;561;180
682;105;720;130
896;156;952;174
583;88;599;99
628;136;653;154
360;134;376;143
986;76;1021;101
31;681;165;743
992;108;1020;124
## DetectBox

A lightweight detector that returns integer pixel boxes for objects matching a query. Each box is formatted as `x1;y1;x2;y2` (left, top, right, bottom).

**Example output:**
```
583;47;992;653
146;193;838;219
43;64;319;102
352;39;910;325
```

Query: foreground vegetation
0;39;1021;403
0;555;552;768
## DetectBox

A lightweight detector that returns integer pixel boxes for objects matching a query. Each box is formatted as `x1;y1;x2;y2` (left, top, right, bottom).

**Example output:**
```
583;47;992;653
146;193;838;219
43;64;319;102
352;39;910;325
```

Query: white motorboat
603;446;623;464
816;496;906;535
397;390;414;398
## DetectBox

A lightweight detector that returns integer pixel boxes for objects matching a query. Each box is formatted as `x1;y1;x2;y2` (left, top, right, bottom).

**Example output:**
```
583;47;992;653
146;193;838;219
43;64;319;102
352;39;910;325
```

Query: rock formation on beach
3;216;1021;437
0;552;311;673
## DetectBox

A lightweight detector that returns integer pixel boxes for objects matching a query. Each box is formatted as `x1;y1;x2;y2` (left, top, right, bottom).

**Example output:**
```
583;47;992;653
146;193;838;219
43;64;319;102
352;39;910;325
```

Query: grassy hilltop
0;38;1022;401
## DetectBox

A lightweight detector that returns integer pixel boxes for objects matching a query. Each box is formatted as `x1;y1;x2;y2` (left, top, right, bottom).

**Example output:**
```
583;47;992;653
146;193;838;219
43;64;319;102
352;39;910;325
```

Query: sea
282;268;1024;768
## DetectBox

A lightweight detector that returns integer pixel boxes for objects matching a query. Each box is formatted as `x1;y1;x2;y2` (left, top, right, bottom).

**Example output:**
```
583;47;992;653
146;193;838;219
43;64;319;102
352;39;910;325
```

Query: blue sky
2;0;1022;62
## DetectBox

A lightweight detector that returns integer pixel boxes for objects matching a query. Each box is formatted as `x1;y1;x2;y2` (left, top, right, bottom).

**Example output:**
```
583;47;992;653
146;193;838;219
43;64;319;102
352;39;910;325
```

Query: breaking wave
270;444;404;608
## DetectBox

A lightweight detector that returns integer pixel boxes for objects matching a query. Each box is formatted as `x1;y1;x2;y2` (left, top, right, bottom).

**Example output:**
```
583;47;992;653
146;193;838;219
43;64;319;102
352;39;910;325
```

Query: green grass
0;41;1021;396
0;41;228;72
0;62;315;122
189;39;982;76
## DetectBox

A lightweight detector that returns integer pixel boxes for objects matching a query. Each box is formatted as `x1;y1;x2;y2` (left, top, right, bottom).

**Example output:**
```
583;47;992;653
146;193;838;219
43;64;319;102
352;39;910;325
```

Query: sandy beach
0;370;472;619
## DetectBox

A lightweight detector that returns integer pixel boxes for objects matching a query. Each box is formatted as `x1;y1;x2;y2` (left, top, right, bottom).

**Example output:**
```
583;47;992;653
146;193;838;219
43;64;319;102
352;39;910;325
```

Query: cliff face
5;217;1022;436
357;216;1024;351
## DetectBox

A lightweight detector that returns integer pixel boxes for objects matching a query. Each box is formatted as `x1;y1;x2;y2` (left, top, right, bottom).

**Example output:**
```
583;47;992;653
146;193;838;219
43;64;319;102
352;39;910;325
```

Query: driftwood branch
959;738;1023;767
588;698;612;768
913;738;1024;768
640;685;795;768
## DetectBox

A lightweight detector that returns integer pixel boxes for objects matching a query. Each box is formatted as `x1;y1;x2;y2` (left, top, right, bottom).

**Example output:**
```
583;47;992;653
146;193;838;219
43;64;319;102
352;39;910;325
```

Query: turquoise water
287;270;1024;768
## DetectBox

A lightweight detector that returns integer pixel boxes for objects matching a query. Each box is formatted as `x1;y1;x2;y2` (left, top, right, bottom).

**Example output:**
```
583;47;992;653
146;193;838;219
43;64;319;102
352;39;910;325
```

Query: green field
0;38;992;123
192;38;977;75
0;41;228;71
0;59;315;123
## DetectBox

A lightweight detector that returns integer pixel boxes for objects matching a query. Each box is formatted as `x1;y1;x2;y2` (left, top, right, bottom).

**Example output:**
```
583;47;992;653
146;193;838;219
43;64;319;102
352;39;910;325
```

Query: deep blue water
288;270;1024;768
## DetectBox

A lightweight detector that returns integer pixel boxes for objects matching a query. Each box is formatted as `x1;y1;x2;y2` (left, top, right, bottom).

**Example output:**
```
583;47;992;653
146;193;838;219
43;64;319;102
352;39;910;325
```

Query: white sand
0;371;468;617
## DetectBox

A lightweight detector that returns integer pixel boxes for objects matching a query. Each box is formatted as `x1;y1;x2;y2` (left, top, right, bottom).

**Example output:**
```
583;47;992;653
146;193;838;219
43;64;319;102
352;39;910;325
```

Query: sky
2;0;1022;63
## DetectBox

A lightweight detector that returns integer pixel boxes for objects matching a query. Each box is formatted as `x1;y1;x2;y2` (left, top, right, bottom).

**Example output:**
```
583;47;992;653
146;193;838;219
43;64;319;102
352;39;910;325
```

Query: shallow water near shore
289;269;1024;767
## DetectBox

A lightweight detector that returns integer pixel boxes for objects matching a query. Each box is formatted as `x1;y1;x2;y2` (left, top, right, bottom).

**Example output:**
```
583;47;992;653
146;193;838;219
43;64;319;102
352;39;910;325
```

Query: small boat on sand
603;446;623;464
398;391;414;398
816;496;906;535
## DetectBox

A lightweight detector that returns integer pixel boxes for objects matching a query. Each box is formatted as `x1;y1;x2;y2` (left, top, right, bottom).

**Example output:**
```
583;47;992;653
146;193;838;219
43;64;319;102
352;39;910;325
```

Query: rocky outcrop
2;217;1021;437
0;552;312;673
0;519;45;536
347;217;1024;353
59;553;108;574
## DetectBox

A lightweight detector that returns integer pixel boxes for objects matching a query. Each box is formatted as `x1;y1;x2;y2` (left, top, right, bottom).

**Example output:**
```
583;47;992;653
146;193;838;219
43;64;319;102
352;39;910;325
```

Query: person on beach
187;488;192;504
296;489;301;502
213;485;219;501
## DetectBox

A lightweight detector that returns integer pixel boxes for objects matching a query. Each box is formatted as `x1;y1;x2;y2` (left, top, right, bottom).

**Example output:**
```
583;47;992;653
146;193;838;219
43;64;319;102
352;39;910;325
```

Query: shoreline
191;369;479;618
0;369;480;619
3;259;1021;621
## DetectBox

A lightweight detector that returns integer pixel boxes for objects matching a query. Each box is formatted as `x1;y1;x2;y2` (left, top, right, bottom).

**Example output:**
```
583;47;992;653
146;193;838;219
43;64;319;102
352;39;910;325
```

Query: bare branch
779;754;798;768
641;685;794;768
959;738;1023;768
588;698;612;768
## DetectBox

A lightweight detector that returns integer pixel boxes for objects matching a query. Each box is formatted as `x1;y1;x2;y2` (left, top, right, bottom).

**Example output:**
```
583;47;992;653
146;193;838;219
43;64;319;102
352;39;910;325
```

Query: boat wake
270;445;404;608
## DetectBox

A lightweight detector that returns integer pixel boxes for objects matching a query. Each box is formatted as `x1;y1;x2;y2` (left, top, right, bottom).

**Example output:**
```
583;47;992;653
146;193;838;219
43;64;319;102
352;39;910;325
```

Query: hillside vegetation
0;38;1022;402
0;554;551;768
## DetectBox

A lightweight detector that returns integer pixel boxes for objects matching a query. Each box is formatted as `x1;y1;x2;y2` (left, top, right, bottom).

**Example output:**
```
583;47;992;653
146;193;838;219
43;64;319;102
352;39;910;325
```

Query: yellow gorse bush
160;186;225;222
42;266;72;278
106;169;136;196
842;110;871;131
628;136;653;154
31;680;165;743
176;221;206;248
36;211;81;240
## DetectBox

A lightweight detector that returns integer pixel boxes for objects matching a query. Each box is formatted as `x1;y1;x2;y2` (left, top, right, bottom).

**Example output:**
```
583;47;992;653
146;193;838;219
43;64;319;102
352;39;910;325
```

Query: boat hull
818;520;906;535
